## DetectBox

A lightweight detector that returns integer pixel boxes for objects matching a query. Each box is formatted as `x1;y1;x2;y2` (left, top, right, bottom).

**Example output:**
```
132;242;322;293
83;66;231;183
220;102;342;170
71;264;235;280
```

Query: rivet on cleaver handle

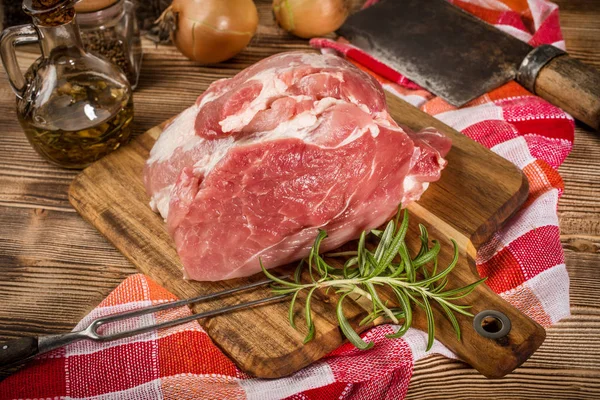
338;0;600;130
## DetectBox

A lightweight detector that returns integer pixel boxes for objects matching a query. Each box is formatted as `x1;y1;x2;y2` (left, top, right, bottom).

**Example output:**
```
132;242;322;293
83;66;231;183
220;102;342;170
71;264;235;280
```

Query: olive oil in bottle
1;0;134;169
18;72;134;168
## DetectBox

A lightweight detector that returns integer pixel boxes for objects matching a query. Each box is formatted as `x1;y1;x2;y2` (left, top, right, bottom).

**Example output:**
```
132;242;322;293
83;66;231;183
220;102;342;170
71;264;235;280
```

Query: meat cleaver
337;0;600;130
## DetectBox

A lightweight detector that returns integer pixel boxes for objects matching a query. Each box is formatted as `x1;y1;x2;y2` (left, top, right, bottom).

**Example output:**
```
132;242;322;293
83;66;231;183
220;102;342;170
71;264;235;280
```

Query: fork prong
89;276;289;332
97;294;291;342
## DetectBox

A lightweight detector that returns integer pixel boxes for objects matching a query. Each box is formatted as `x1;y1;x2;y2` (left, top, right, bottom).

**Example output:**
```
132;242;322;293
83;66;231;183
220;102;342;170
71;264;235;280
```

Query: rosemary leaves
262;207;486;351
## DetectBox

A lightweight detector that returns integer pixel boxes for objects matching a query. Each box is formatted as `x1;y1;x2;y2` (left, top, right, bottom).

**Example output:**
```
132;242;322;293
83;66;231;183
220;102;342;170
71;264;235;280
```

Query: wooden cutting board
68;92;545;379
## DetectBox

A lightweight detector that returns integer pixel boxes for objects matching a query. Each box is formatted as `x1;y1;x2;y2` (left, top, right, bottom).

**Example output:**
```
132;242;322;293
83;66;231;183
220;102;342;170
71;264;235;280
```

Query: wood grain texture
0;0;598;395
68;91;541;378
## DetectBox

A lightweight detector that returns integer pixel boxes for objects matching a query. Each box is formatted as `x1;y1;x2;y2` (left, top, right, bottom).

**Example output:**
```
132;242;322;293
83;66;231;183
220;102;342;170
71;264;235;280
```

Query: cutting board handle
529;51;600;131
401;204;547;379
411;269;547;379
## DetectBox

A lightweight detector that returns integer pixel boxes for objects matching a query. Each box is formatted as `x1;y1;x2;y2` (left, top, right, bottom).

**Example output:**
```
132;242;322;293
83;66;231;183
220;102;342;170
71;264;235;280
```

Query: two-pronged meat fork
0;278;288;369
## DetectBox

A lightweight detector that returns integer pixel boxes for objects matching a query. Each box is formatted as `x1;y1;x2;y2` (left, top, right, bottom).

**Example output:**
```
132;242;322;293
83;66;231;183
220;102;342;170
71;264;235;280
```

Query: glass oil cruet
0;0;134;169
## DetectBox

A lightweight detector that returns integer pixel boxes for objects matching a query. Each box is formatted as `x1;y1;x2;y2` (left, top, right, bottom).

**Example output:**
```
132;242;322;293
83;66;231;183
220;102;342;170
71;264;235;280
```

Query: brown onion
168;0;259;64
273;0;349;39
75;0;118;13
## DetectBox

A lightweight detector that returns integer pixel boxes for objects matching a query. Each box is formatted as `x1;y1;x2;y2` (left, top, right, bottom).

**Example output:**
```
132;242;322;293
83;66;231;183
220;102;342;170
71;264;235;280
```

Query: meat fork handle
0;336;39;368
0;331;85;369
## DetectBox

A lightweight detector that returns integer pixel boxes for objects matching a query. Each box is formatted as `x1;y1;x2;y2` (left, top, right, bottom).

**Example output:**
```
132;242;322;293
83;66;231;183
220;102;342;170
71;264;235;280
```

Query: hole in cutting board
481;316;503;333
473;310;511;339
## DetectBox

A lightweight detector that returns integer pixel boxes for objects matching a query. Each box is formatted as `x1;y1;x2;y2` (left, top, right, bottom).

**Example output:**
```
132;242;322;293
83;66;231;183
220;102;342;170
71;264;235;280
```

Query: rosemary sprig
261;207;486;351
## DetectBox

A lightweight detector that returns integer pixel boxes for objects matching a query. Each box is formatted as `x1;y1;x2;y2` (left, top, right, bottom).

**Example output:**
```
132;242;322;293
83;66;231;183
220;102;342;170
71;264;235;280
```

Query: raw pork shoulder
144;52;451;281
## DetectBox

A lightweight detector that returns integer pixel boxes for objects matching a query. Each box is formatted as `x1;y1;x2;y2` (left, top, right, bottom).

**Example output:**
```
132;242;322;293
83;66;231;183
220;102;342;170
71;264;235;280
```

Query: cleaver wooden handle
532;53;600;131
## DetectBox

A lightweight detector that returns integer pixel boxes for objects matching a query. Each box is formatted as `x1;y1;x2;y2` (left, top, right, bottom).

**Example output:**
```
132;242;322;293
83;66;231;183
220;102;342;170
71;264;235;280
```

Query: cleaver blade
337;0;600;132
337;0;534;106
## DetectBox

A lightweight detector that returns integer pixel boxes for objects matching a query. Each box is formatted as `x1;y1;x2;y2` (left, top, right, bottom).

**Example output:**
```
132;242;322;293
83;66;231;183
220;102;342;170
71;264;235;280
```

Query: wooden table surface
1;0;599;397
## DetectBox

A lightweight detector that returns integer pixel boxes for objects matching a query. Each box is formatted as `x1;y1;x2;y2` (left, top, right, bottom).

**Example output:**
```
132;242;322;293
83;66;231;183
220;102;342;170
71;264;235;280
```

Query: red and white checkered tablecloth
0;0;573;398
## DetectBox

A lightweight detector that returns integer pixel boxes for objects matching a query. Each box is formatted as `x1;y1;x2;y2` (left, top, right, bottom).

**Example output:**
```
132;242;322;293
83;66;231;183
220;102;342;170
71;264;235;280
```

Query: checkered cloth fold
0;0;573;398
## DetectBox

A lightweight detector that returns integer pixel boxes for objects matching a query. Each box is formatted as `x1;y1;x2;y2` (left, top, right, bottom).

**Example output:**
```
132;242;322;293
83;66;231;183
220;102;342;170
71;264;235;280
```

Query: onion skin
273;0;349;39
171;0;259;64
